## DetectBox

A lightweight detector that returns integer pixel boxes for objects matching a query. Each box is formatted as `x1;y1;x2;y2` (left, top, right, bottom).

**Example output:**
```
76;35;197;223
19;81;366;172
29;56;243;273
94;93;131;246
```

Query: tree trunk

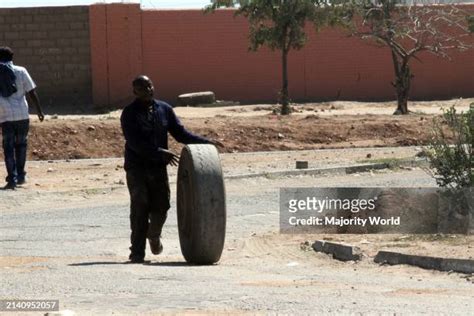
280;48;291;115
394;63;411;115
391;52;411;115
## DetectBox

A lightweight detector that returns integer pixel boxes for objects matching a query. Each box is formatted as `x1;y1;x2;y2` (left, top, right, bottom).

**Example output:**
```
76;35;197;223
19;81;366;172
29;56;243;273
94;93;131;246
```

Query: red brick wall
89;4;474;107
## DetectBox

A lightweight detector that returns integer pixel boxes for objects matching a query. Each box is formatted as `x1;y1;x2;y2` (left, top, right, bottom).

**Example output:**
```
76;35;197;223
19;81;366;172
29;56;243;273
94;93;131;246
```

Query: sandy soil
1;170;473;315
0;99;471;161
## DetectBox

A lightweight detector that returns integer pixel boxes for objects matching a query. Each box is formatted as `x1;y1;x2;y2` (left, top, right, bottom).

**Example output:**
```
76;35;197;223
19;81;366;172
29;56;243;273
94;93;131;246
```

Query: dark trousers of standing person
1;119;29;185
126;167;170;260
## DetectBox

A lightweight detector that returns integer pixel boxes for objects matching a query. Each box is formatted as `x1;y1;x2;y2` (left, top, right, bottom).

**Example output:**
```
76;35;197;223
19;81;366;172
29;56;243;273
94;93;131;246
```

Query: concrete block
35;64;50;72
68;6;88;14
71;38;89;47
73;30;89;39
77;46;91;55
33;31;48;39
54;22;70;31
11;24;26;31
25;24;38;31
23;8;40;15
0;9;13;16
57;39;73;47
295;161;308;169
20;15;33;23
70;22;84;30
34;14;50;23
5;16;18;23
312;240;362;261
12;40;27;48
0;24;11;33
65;47;79;55
21;31;33;38
41;23;57;30
5;32;20;40
18;47;33;55
64;64;79;71
177;91;216;107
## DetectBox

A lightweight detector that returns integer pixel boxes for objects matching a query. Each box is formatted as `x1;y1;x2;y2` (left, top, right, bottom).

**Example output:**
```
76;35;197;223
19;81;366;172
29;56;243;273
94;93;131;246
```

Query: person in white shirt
0;47;44;190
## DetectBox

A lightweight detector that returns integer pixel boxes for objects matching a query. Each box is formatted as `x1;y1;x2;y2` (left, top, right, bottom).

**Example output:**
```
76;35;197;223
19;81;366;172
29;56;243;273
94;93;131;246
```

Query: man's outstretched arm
168;107;222;146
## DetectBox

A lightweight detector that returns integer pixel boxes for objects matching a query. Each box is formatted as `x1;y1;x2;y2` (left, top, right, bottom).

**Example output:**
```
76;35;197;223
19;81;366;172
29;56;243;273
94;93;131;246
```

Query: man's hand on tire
160;149;179;166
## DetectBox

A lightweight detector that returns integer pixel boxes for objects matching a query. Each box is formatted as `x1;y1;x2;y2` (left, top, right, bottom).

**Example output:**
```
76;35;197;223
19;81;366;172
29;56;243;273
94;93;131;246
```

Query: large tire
177;144;226;264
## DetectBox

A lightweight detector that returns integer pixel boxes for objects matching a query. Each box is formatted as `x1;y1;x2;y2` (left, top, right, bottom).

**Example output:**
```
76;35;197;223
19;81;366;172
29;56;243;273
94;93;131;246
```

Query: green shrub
427;104;473;189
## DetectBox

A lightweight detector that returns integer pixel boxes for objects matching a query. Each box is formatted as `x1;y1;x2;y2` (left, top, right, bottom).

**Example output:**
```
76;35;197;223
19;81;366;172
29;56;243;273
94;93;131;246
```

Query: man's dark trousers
1;119;29;185
126;167;170;260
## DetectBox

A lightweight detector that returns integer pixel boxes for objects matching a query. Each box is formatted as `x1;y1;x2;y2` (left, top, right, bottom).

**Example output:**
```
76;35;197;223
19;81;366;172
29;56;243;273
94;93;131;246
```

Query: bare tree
348;0;473;114
207;0;338;115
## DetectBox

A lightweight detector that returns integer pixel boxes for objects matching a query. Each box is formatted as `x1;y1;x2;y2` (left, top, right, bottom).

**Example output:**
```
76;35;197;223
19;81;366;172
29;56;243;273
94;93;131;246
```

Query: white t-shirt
0;62;36;123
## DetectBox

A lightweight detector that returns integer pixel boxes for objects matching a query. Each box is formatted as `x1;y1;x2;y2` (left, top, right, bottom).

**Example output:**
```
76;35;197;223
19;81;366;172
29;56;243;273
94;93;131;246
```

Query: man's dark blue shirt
121;99;209;170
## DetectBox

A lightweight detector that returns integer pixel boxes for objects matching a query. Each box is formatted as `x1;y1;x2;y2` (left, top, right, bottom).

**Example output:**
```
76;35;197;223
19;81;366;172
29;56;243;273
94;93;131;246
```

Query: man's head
0;47;14;63
132;75;154;103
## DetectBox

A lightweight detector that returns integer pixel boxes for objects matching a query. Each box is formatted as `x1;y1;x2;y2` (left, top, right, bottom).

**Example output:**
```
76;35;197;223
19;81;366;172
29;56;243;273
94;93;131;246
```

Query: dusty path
1;168;473;315
0;146;424;211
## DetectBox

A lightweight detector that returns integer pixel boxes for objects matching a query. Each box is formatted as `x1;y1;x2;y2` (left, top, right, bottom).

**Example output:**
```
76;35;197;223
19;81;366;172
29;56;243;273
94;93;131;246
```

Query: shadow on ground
68;261;198;267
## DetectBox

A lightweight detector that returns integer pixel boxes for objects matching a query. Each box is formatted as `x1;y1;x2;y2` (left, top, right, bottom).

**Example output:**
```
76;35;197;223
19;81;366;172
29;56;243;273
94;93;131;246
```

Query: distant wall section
89;4;474;107
0;6;92;108
2;4;473;109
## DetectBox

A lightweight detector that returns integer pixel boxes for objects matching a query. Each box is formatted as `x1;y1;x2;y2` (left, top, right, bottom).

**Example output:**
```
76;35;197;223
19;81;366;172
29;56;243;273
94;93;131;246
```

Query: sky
0;0;214;9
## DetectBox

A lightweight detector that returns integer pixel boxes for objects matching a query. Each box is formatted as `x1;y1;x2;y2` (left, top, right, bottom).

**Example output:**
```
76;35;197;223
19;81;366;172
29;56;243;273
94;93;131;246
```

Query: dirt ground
0;99;471;161
1;99;473;314
1;169;473;315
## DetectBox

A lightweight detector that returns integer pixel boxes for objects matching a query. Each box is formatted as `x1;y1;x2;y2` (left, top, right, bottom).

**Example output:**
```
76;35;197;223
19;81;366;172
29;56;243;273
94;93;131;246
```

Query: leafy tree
347;0;472;115
207;0;337;115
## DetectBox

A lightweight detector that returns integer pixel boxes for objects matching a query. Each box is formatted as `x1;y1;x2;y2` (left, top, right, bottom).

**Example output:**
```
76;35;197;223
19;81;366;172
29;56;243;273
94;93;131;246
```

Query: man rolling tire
120;75;221;263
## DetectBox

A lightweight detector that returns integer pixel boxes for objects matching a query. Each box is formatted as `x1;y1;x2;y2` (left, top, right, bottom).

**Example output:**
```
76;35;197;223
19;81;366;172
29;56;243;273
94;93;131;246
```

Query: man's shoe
17;179;26;185
149;238;163;255
3;183;16;190
128;255;145;264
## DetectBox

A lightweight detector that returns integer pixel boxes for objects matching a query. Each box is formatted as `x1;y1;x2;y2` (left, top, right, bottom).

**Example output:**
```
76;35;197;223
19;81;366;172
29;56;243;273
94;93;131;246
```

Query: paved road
1;170;473;315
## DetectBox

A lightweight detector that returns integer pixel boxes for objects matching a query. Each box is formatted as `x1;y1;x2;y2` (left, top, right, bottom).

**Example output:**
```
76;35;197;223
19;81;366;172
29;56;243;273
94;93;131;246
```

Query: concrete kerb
312;240;363;262
374;251;474;274
311;241;474;274
225;162;390;180
0;162;394;198
239;155;430;180
6;151;425;200
25;160;397;181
